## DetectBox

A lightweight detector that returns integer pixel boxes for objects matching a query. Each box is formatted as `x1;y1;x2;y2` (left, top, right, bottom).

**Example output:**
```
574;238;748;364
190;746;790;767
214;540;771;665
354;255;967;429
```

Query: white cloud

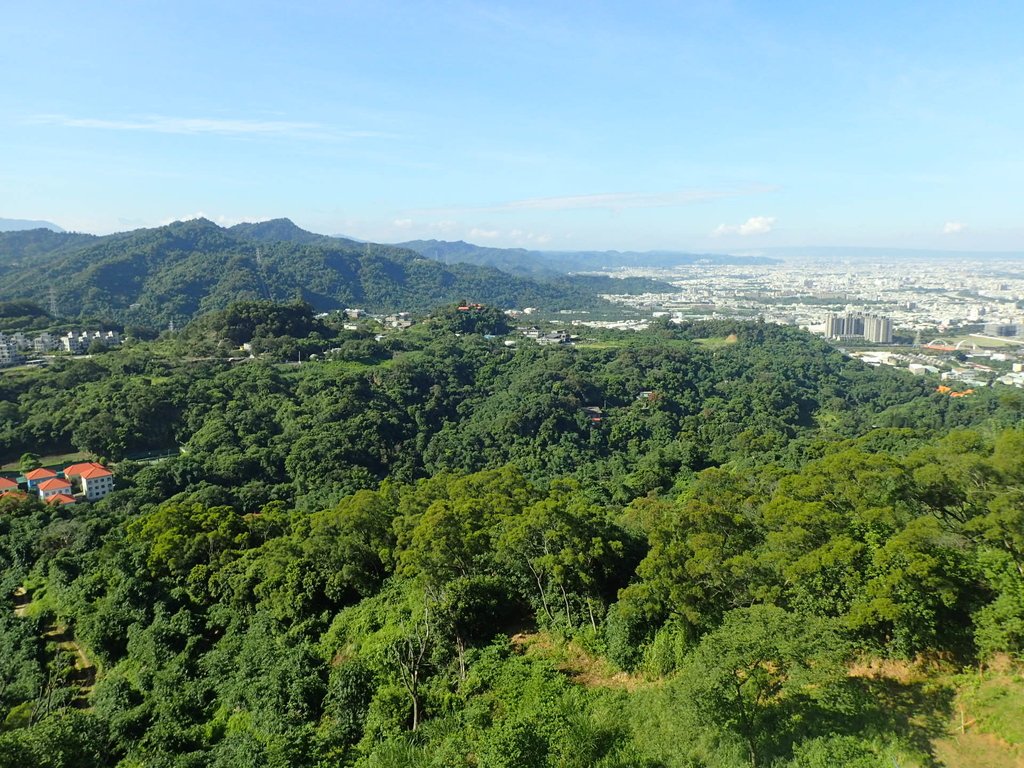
713;215;776;237
739;216;776;235
943;221;967;234
469;227;500;239
28;113;391;141
393;218;414;229
428;220;459;234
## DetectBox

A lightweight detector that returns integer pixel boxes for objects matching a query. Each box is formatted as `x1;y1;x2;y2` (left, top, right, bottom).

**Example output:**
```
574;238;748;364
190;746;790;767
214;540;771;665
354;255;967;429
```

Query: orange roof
46;493;77;505
1;490;28;500
0;478;19;490
63;462;108;477
25;468;57;480
80;466;112;479
38;477;72;491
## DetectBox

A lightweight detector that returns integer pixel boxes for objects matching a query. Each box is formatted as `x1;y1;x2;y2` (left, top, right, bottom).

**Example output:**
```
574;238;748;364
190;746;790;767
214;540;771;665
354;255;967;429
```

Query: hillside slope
0;219;610;326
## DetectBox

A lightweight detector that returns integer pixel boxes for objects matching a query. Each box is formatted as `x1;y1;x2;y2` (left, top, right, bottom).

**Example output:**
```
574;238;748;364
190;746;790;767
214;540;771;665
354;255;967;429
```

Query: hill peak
229;218;327;244
155;216;225;234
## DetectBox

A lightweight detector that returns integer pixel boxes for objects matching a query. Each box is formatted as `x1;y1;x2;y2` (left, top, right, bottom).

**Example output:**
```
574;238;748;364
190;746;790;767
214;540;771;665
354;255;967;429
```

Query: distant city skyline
3;2;1023;251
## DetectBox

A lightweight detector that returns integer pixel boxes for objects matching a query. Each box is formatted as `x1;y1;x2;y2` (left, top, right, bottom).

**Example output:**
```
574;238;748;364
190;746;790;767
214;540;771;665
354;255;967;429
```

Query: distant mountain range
396;239;780;276
0;218;649;327
0;217;65;233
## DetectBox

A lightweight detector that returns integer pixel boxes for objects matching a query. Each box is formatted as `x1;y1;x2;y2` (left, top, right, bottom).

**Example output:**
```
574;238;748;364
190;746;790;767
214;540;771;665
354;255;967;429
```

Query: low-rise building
37;477;73;501
79;465;115;500
24;467;57;490
9;461;117;503
0;335;23;367
33;333;59;353
65;461;116;501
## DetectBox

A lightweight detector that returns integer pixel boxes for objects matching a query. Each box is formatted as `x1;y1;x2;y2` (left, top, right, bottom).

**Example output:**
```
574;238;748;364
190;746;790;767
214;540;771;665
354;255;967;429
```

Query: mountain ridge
0;218;615;327
396;238;781;275
0;217;65;233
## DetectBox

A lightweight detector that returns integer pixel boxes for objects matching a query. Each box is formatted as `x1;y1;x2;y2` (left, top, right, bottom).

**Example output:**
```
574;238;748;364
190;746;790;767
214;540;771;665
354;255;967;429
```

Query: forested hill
398;238;781;275
0;219;611;327
2;317;1024;765
397;239;560;276
227;217;347;245
0;228;96;264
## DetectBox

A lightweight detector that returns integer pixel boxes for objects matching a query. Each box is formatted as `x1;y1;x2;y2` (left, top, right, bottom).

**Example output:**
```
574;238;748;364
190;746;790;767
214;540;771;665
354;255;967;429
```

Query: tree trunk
456;635;467;681
411;685;420;731
527;562;554;622
560;583;573;628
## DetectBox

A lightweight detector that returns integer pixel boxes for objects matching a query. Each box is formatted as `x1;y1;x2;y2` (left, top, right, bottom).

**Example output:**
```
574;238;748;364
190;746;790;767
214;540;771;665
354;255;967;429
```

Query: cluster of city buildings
595;258;1024;336
984;322;1020;337
0;461;115;505
824;312;894;343
0;330;123;366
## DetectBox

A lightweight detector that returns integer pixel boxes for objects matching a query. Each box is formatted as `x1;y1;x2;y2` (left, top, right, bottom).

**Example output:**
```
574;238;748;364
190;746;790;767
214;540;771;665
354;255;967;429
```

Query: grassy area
932;661;1024;767
575;340;631;350
514;636;1024;767
0;364;50;380
946;334;1022;349
512;630;648;692
1;450;91;472
576;336;729;351
693;334;739;348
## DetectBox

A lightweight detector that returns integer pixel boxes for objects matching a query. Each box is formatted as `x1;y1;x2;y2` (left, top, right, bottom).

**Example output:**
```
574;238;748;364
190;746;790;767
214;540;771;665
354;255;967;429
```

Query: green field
945;334;1023;349
693;334;739;348
1;450;92;471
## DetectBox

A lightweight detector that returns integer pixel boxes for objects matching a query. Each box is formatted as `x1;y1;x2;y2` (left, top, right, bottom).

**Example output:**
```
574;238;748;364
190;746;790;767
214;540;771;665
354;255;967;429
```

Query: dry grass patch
510;631;649;692
933;729;1024;768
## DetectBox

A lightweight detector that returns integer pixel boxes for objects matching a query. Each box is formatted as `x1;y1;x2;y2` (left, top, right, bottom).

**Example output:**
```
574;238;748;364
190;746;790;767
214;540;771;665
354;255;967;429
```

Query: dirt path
12;586;30;617
12;587;95;704
43;623;96;701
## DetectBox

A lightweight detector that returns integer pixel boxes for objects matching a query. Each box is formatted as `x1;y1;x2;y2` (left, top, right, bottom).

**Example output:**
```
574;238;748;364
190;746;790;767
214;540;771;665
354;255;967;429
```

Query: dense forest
1;308;1024;766
0;221;623;328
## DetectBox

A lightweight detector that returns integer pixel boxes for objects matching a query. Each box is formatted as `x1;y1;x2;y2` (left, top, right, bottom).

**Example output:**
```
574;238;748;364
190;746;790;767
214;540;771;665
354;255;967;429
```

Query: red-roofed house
46;493;77;506
24;467;57;490
37;476;72;501
0;477;19;492
78;465;114;501
63;461;108;480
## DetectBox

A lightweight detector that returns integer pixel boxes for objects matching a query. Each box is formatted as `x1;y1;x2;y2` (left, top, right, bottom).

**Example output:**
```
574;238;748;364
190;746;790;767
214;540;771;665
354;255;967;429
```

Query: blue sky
3;1;1023;251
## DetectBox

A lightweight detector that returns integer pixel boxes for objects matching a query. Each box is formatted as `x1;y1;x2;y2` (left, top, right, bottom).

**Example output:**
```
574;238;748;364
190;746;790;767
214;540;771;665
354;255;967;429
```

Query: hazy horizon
6;215;1024;264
